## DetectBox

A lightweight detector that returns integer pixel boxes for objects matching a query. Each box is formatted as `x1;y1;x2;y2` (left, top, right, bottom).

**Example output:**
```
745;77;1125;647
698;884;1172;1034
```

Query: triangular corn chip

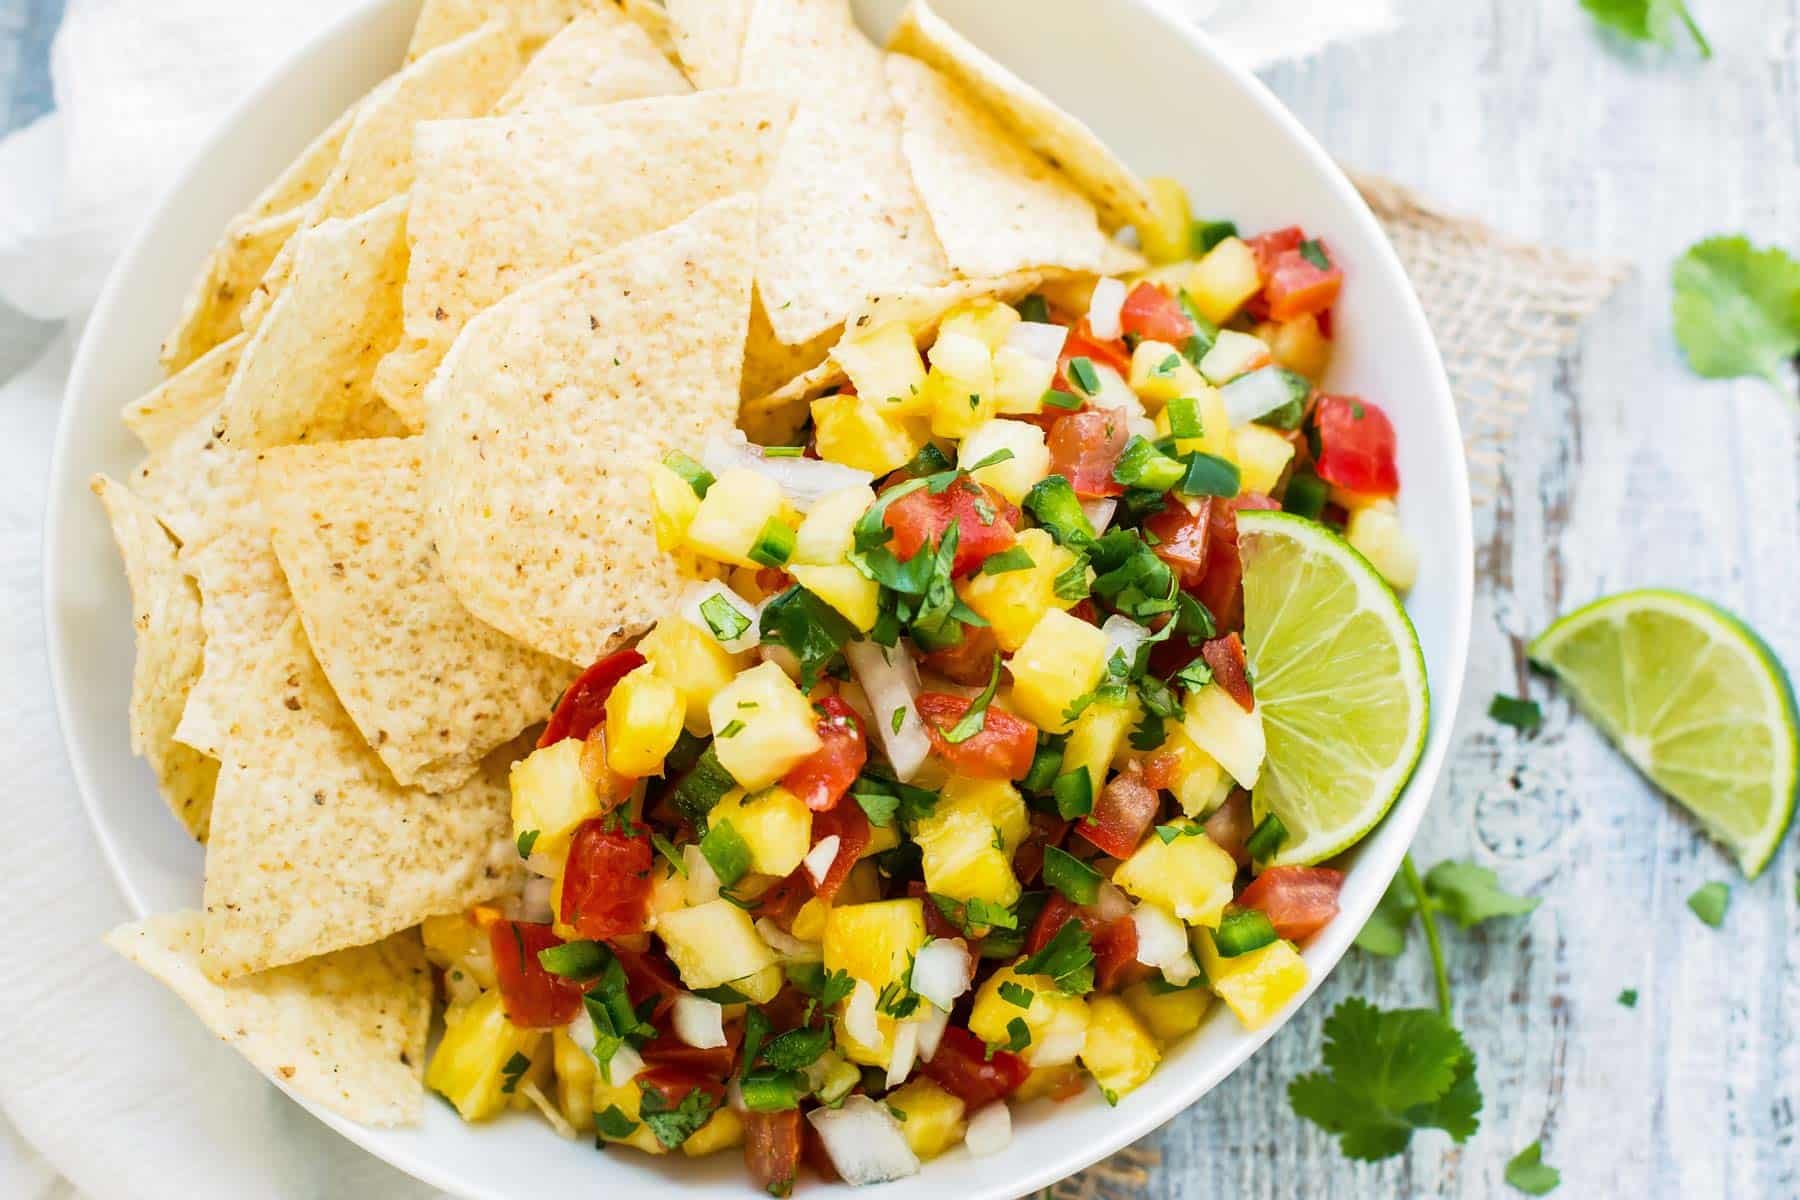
666;0;754;89
495;7;691;114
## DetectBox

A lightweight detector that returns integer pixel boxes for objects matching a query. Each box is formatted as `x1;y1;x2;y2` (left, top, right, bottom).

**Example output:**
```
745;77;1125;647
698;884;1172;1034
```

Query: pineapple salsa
421;185;1418;1193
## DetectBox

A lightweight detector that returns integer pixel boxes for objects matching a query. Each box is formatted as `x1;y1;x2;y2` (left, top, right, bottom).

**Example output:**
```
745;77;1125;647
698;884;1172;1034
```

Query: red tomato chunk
1118;281;1194;344
1238;866;1345;942
1201;632;1254;712
809;799;871;902
1313;395;1399;498
782;697;866;812
488;920;583;1028
921;1026;1030;1107
745;1109;805;1197
1046;408;1131;498
538;649;645;747
559;819;653;939
883;478;1019;577
916;691;1038;780
1075;768;1159;859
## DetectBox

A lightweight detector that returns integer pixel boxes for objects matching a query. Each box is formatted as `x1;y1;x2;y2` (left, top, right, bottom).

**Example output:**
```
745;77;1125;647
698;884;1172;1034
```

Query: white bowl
44;1;1474;1196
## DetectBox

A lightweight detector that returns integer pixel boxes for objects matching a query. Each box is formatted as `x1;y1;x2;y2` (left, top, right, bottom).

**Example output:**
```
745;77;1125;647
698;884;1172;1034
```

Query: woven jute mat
1042;173;1627;1200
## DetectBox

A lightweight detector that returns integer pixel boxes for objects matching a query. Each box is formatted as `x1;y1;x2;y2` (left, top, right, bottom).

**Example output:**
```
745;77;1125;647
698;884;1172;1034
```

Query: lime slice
1528;590;1797;878
1237;510;1430;866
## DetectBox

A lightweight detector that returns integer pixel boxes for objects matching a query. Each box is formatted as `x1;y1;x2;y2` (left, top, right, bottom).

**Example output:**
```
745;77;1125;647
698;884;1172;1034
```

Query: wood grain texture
1145;1;1800;1197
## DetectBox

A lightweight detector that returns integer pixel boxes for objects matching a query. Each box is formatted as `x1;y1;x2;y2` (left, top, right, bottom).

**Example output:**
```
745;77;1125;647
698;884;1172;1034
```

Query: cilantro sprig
1670;235;1800;389
1580;0;1711;59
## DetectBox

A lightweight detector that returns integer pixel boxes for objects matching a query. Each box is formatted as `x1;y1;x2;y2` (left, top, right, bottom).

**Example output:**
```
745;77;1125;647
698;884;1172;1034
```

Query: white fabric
0;1;1394;1197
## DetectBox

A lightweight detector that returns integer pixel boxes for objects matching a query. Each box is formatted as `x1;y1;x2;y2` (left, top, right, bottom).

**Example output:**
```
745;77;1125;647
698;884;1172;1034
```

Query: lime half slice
1528;590;1797;877
1237;510;1430;866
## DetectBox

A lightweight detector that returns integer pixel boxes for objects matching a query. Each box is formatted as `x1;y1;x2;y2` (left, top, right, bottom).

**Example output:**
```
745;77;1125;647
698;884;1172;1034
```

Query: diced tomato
1233;491;1282;512
1204;790;1254;867
1237;866;1345;942
1092;915;1148;993
910;880;965;941
1313;395;1399;497
636;1066;727;1122
1067;598;1101;626
916;692;1038;780
1075;769;1160;859
782;697;866;813
1058;318;1132;379
1025;893;1086;956
1118;282;1194;344
640;1021;742;1077
921;1026;1031;1107
883;478;1018;577
1189;499;1244;634
1012;811;1071;886
1264;243;1343;322
1143;497;1213;588
1202;633;1254;712
1046;408;1131;498
745;1109;805;1197
752;871;813;932
1139;749;1182;791
801;1121;840;1183
559;819;653;939
920;622;1001;686
809;799;871;903
1247;227;1306;276
755;566;793;595
488;920;583;1028
538;649;646;747
612;944;682;1020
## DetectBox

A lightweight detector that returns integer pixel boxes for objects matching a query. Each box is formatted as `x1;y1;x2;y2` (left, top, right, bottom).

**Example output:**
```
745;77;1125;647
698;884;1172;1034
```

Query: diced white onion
681;581;762;654
703;430;875;512
845;639;931;781
1090;881;1133;924
564;1009;597;1055
886;1019;920;1088
1079;497;1118;534
683;844;722;906
508;876;553;923
914;1004;950;1062
908;938;974;1012
756;918;823;963
605;1043;645;1086
845;979;881;1048
523;850;560;879
1221;365;1298;425
1084;363;1141;416
1132;903;1200;985
1085;277;1128;342
964;1102;1013;1157
1004;320;1069;364
803;835;842;886
1101;614;1153;673
727;1076;748;1112
672;994;727;1049
807;1096;921;1186
1030;1030;1086;1067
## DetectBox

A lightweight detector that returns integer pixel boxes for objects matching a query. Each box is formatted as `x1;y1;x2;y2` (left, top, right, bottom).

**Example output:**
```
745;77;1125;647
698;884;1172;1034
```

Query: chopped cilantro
1002;1017;1032;1053
998;980;1034;1009
1504;1140;1562;1195
1299;238;1331;270
717;718;746;739
761;1027;832;1071
594;1104;639;1139
1670;234;1797;384
1582;0;1710;58
1488;693;1543;732
1016;918;1095;994
499;1051;531;1095
515;828;540;859
1617;988;1639;1008
637;1080;721;1149
1686;880;1730;928
979;546;1037;575
941;656;1003;744
759;585;856;688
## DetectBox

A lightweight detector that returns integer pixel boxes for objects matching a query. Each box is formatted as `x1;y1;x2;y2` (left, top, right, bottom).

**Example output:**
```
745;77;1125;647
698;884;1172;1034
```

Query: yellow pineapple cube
811;393;928;474
1346;500;1418;593
1151;725;1232;818
861;823;902;861
1063;696;1142;796
422;911;496;991
1196;932;1309;1031
993;343;1057;414
552;1027;597;1134
605;664;685;776
835;1002;898;1067
1181;682;1265;788
509;738;599;859
1079;995;1161;1100
1007;609;1109;733
840;860;884;905
1128;339;1207;410
733;962;785;1004
791;896;830;942
1013;1064;1083;1102
956;418;1052;504
1186;236;1262;324
1139;176;1194;265
924;330;998;440
1233;423;1297;496
793;485;875;565
657;899;777;990
912;775;1028;906
708;785;813;878
969;966;1090;1066
1123;980;1213;1041
1112;823;1236;926
938;297;1021;351
707;661;824;789
823;899;925;990
639;615;750;736
425;989;544;1121
835;321;928;414
887;1078;968;1159
647;461;701;553
682;1106;745;1157
956;528;1087;651
593;1075;668;1155
790;563;880;631
683;468;788;568
1269;313;1332;380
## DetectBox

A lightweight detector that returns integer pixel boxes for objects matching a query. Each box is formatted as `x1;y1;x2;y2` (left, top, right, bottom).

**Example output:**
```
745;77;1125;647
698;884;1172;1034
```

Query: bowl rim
44;0;1474;1195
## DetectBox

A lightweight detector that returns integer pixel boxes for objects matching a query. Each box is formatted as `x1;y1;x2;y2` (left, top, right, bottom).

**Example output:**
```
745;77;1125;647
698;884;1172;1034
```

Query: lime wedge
1237;510;1430;866
1528;590;1797;878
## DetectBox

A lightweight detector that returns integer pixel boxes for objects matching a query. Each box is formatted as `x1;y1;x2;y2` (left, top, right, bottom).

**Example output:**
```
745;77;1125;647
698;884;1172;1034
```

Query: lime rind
1237;511;1431;867
1528;589;1798;878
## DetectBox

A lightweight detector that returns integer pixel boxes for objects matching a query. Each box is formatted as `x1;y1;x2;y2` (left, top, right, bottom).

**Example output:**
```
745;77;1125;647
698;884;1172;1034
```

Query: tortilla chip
92;476;217;840
886;53;1118;279
407;0;597;60
426;196;755;664
372;89;791;424
887;0;1155;233
496;8;691;113
245;105;362;223
201;616;521;979
219;196;412;449
666;0;754;88
617;0;679;60
106;912;430;1126
741;292;837;417
258;438;575;791
158;210;303;376
124;334;246;454
736;0;948;346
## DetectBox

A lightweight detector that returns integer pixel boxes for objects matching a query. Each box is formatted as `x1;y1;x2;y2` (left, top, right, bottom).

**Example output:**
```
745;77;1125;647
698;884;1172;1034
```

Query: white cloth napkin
0;2;1395;1198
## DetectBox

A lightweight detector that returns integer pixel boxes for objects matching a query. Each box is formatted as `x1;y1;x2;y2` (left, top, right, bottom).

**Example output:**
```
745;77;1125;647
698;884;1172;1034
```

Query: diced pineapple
1196;931;1308;1031
835;320;928;414
1198;329;1273;386
1186;236;1262;325
421;911;496;990
912;776;1028;907
1181;683;1266;788
639;615;750;735
683;468;788;568
823;899;926;989
1152;725;1232;818
425;989;544;1121
794;486;875;564
861;823;902;861
956;418;1052;504
835;1003;898;1067
839;859;884;904
605;664;685;776
791;897;830;942
647;462;701;553
1346;500;1418;592
1123;980;1213;1041
648;861;687;922
707;661;824;789
1079;995;1161;1100
1128;339;1207;410
732;962;784;1004
682;1106;745;1157
708;785;812;877
1270;313;1332;380
1007;609;1109;733
812;393;928;474
993;344;1056;414
969;966;1090;1066
657;899;777;990
924;330;998;440
552;1027;597;1134
1139;176;1194;265
957;529;1087;651
887;1078;968;1159
1013;1064;1082;1102
939;297;1021;351
509;739;599;859
1063;696;1142;796
790;563;880;631
1112;823;1236;926
592;1075;668;1154
1233;423;1297;496
1161;384;1237;465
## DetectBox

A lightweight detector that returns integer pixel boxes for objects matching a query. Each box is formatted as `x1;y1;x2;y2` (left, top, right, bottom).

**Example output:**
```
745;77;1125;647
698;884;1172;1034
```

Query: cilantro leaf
1581;0;1711;58
1671;235;1799;385
1353;873;1418;957
637;1080;721;1149
1505;1140;1562;1195
761;1027;832;1071
1287;998;1482;1161
1015;918;1095;994
1422;861;1540;928
1686;880;1730;927
759;586;856;688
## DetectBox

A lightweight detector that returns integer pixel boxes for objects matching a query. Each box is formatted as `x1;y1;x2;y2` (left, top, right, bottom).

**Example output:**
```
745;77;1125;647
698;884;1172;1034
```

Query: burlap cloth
1045;173;1628;1200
